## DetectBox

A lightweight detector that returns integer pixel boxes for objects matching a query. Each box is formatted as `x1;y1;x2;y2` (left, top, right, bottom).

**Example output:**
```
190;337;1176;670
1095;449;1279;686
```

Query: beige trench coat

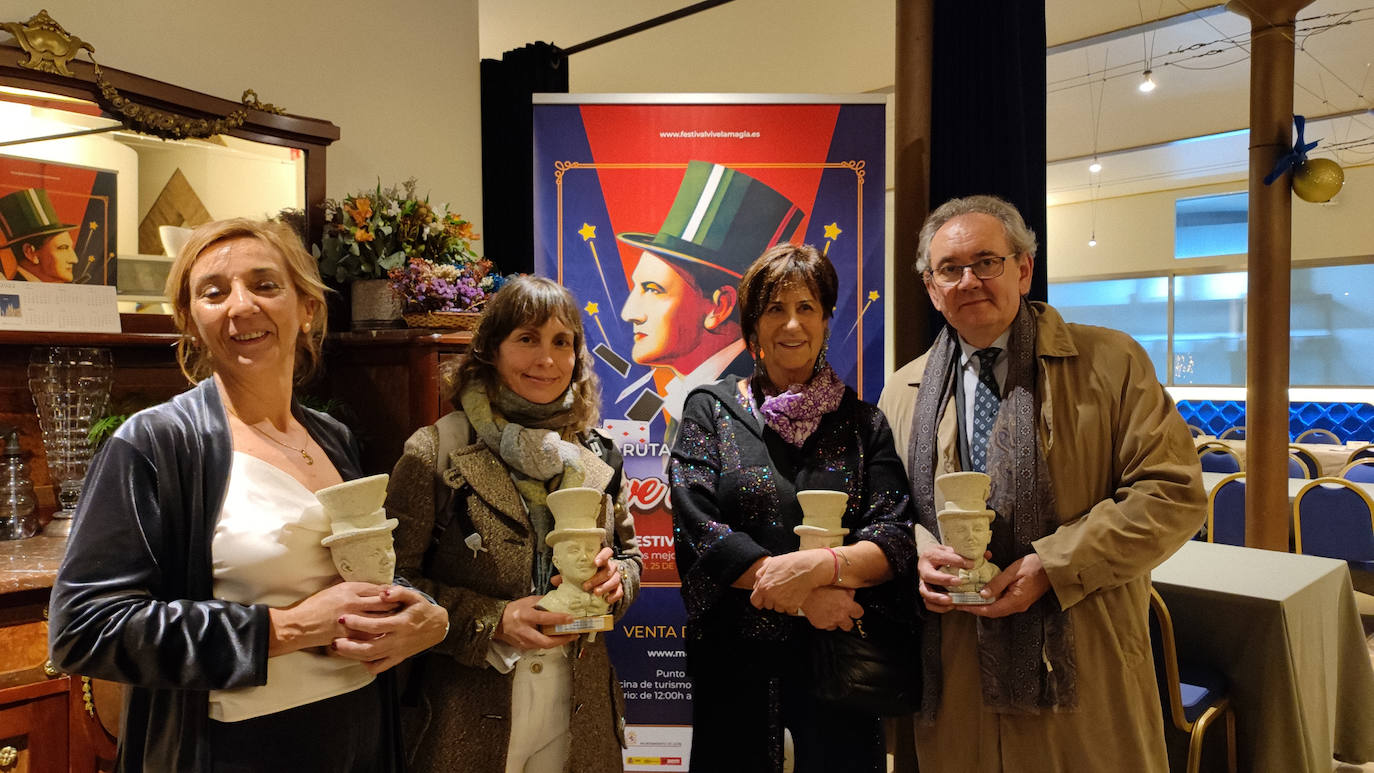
878;302;1206;773
385;412;642;773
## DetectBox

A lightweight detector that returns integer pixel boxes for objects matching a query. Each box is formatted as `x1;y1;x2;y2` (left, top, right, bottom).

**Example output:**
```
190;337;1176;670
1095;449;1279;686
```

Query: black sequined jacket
669;375;918;648
48;377;371;773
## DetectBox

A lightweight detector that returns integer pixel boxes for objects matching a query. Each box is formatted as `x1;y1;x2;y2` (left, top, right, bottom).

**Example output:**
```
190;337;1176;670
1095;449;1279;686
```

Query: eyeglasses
924;255;1013;287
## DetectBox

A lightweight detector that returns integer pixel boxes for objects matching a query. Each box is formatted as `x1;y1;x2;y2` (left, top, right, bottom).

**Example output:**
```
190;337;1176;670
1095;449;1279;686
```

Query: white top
208;452;374;722
958;330;1011;451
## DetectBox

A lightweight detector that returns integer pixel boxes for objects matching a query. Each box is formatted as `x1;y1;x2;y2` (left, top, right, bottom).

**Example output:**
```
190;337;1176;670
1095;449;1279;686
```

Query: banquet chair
1288;445;1320;479
1295;427;1341;444
1207;472;1246;546
1187;424;1206;438
1349;444;1374;465
1219;425;1246;440
1287;453;1309;479
1341;460;1374;484
1148;587;1237;773
1199;446;1242;475
1293;477;1374;573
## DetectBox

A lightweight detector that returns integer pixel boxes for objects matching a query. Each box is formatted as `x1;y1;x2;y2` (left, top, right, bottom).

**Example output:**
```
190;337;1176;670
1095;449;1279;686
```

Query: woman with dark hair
671;244;918;772
48;218;449;772
386;275;641;772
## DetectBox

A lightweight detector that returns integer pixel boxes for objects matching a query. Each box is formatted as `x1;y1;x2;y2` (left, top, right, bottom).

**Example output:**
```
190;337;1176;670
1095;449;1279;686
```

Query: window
1050;263;1374;387
1175;192;1247;259
1049;277;1168;383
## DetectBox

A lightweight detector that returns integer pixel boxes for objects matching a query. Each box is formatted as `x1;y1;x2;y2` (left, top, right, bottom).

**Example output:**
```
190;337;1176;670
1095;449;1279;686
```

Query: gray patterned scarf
460;380;610;593
908;298;1077;721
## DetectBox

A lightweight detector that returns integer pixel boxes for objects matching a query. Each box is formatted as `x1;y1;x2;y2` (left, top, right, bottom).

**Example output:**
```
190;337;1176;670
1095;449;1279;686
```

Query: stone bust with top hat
616;161;806;431
0;188;80;283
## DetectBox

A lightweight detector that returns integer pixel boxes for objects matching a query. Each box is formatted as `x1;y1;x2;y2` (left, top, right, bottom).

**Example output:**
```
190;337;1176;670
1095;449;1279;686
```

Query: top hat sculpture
317;473;398;584
794;490;849;550
537;487;615;638
934;472;999;605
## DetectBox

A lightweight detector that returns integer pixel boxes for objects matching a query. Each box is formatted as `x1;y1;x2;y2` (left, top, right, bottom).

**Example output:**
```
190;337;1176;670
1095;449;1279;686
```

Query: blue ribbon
1263;114;1319;185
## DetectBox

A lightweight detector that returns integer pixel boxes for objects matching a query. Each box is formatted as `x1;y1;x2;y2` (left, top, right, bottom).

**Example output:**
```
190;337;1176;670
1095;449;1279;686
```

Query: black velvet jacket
48;378;363;772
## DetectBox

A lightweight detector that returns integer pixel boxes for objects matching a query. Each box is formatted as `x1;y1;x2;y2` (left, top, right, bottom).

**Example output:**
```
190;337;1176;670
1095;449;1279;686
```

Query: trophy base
541;614;614;635
949;592;993;605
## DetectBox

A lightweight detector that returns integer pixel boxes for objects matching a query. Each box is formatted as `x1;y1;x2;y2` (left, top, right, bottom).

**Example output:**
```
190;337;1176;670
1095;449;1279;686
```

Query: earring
302;322;311;333
811;333;830;376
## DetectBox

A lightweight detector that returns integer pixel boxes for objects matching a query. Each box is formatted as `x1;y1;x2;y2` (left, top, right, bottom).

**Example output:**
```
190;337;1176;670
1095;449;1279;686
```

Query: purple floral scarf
751;363;846;447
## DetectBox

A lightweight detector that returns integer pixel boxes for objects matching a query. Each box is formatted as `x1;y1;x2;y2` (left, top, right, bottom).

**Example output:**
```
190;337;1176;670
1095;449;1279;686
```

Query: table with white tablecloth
1200;471;1374;502
1152;541;1374;772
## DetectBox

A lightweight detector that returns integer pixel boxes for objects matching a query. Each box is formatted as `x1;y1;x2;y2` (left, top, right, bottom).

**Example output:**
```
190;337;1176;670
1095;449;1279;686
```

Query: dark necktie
969;347;1002;472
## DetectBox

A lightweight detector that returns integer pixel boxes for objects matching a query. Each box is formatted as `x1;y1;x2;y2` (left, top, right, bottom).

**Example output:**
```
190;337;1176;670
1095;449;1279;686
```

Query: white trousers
505;647;571;773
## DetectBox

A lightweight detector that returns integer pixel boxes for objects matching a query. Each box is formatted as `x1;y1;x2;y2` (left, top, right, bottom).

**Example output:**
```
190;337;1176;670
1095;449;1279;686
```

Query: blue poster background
533;97;886;769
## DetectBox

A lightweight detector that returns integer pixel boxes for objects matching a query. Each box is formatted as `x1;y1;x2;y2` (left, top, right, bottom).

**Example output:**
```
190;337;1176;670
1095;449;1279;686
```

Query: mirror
1;10;336;317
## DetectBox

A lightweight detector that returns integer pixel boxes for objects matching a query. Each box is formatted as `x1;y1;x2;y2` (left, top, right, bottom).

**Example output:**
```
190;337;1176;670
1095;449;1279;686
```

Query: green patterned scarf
460;380;611;593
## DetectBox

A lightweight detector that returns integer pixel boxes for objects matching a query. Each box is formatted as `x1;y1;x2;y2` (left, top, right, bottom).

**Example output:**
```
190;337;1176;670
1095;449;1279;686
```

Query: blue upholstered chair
1288;445;1320;479
1348;444;1374;465
1198;445;1242;475
1219;425;1246;440
1149;587;1237;773
1293;477;1374;573
1187;424;1206;438
1340;460;1374;484
1295;427;1341;444
1206;472;1246;546
1287;454;1308;479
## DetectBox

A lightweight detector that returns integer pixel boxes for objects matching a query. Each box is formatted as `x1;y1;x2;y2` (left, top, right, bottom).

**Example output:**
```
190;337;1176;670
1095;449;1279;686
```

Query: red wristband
824;547;840;584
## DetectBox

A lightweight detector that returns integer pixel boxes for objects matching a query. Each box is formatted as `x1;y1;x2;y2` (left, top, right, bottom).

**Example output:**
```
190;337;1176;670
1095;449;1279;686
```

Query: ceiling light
1088;236;1098;247
1088;160;1102;174
1139;70;1157;93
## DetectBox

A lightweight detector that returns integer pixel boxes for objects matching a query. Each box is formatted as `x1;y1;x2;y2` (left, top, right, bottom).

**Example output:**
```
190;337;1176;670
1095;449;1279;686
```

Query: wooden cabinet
0;538;115;773
315;329;471;475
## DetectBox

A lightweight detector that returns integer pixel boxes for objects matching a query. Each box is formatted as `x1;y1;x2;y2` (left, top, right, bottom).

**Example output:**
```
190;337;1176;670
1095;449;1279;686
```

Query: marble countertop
0;535;67;595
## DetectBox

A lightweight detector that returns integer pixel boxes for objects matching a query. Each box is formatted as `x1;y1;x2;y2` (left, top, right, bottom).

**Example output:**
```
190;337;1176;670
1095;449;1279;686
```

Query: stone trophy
537;487;615;639
794;490;849;550
934;471;999;605
317;473;398;584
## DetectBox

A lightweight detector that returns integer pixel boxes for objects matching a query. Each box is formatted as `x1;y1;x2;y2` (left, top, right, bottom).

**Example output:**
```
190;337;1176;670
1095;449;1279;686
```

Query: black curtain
929;2;1048;305
480;42;568;276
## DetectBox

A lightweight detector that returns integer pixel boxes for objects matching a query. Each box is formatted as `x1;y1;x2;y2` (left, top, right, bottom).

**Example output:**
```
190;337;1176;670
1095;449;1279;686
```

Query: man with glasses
879;195;1204;771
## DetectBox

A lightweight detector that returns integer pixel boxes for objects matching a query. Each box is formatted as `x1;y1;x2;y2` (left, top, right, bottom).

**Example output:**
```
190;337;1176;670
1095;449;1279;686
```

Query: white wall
1047;162;1374;280
26;0;484;235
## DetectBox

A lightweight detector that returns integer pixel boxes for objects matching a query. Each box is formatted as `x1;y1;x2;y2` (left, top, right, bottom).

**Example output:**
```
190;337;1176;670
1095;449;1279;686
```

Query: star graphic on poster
585;301;599;315
579;223;597;241
823;222;842;240
868;290;879;301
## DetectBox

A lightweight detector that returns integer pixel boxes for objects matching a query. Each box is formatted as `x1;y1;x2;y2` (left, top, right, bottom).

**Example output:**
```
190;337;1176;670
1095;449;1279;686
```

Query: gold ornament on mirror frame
1;10;92;77
2;10;286;141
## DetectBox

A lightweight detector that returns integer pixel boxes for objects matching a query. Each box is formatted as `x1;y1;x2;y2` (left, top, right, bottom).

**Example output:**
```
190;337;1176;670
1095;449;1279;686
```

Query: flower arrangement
388;256;506;314
314;178;482;282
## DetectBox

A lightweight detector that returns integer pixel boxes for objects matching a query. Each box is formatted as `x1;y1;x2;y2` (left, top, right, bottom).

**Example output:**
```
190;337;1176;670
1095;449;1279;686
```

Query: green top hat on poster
616;161;805;280
0;188;77;247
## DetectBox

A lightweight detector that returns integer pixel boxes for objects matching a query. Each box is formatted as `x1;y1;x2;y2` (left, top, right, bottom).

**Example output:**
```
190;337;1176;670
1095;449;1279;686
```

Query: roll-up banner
533;94;887;770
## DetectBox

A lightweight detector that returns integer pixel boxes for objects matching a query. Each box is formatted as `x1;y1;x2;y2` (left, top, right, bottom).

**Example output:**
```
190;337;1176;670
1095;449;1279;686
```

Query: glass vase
28;347;114;536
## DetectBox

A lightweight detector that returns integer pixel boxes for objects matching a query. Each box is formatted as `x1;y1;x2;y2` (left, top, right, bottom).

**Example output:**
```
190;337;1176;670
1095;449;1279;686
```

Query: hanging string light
1139;69;1157;92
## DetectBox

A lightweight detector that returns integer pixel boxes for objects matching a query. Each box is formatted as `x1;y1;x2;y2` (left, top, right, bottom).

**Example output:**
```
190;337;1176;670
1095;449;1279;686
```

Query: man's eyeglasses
924;255;1013;287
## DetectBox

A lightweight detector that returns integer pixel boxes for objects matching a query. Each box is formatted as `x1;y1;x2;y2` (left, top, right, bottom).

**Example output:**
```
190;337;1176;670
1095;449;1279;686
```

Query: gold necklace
226;406;314;465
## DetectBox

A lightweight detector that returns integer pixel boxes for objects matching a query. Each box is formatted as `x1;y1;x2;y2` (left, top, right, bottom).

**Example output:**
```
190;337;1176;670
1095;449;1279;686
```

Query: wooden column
1228;0;1313;551
893;0;935;368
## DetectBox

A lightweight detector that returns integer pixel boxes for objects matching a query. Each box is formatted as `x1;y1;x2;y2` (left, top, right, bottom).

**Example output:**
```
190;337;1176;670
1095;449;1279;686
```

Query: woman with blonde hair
387;275;641;772
50;218;448;772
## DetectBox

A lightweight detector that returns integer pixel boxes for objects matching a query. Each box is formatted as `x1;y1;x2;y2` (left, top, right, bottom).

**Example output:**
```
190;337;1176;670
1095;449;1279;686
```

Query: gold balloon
1291;158;1345;203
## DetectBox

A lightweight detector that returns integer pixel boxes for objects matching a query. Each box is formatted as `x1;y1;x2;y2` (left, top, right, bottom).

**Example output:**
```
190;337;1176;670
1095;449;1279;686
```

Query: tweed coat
878;302;1206;773
386;412;641;772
